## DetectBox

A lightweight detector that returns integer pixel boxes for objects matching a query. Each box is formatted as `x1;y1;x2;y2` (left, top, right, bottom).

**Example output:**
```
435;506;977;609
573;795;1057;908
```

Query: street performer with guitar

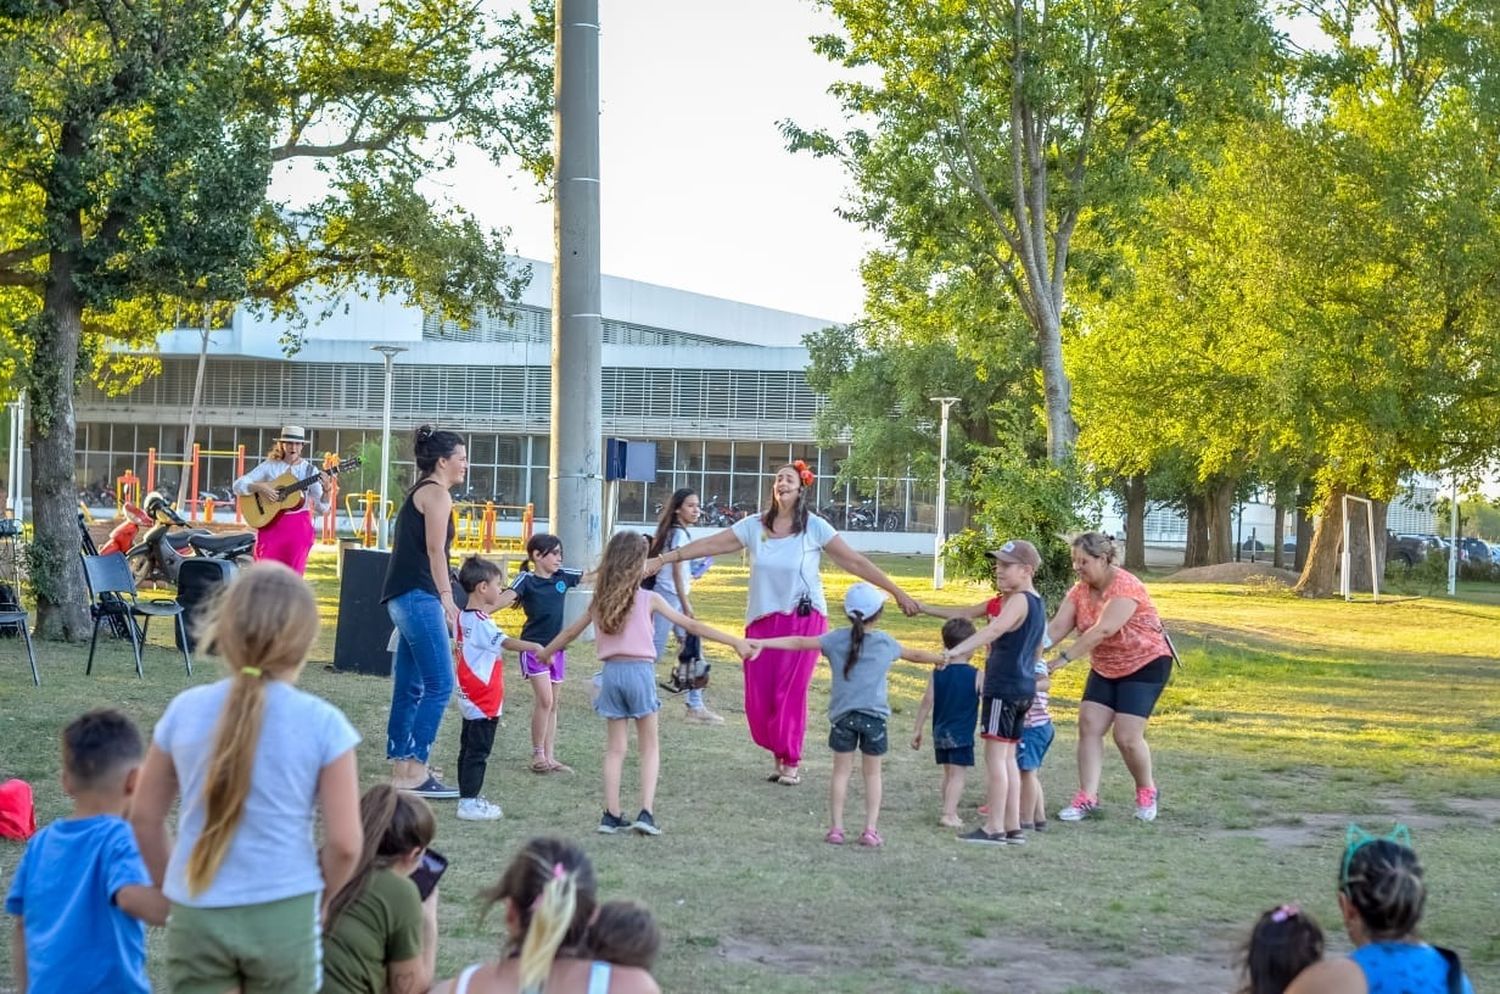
231;425;331;575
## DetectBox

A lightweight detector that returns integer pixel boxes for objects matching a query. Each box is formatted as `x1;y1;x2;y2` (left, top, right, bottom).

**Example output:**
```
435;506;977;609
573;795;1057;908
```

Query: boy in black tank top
941;539;1046;846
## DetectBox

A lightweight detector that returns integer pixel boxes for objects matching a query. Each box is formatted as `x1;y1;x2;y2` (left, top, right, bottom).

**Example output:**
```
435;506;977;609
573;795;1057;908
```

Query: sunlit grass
1;550;1496;992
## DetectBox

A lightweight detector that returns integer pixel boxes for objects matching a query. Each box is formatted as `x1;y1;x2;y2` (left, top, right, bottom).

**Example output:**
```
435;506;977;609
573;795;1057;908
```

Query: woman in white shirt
646;462;919;785
231;425;329;575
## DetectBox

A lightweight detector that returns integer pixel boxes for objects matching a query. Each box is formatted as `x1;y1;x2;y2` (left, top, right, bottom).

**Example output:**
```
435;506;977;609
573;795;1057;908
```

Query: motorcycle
125;491;256;586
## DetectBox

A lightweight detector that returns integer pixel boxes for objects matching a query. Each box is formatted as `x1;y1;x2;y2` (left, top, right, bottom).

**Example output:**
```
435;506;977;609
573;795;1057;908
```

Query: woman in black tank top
382;425;467;799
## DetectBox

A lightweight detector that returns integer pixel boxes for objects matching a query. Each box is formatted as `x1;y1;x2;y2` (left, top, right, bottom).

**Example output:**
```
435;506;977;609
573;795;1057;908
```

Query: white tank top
453;960;614;994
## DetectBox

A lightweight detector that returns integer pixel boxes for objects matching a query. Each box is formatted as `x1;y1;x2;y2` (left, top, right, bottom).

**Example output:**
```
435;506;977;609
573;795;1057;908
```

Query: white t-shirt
654;525;691;600
152;679;360;908
730;512;838;623
232;459;329;515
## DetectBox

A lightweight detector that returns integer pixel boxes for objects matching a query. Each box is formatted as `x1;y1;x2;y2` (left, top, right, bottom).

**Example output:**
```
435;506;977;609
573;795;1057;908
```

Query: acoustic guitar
239;457;361;529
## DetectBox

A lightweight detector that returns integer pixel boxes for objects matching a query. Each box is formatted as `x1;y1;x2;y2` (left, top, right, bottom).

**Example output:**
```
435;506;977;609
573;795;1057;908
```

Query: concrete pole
372;346;407;550
551;0;604;580
7;401;17;518
932;397;958;589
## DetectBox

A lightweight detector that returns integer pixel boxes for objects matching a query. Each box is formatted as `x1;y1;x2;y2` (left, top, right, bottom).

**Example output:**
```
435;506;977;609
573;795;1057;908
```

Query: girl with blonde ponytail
130;562;363;994
431;837;660;994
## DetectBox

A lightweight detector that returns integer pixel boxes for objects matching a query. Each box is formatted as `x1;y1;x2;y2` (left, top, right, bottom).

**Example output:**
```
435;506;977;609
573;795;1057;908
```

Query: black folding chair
0;599;38;687
83;553;192;678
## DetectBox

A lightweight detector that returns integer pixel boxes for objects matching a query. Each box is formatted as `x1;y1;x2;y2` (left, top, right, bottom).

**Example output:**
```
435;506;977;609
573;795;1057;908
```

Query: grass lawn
1;552;1497;993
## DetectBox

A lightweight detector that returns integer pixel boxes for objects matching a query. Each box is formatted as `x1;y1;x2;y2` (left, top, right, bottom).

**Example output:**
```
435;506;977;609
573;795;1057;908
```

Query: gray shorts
593;659;661;720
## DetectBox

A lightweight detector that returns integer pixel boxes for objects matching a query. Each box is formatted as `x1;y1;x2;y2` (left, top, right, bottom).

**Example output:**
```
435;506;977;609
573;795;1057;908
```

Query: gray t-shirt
819;627;902;722
153;678;360;907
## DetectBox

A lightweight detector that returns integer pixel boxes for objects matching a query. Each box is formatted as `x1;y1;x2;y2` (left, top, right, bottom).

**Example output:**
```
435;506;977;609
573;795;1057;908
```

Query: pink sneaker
1134;786;1159;822
1058;791;1099;821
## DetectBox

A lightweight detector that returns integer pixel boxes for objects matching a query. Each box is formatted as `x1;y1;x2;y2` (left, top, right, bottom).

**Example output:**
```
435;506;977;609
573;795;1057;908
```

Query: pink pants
253;508;314;575
744;609;828;768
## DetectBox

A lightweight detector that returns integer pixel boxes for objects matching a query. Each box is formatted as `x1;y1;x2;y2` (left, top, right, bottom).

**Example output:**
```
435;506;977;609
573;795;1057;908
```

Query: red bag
0;778;37;841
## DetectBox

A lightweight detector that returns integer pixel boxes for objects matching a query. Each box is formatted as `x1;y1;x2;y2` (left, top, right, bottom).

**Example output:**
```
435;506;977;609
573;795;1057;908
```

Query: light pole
931;397;959;589
371;345;407;550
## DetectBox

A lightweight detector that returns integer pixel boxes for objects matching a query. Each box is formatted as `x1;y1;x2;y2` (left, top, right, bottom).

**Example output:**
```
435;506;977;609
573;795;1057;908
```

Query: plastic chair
82;553;192;678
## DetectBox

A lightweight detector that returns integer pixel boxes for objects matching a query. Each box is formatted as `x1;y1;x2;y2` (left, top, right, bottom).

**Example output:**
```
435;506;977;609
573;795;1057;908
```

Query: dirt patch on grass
718;932;1236;993
1162;562;1301;585
1219;797;1494;850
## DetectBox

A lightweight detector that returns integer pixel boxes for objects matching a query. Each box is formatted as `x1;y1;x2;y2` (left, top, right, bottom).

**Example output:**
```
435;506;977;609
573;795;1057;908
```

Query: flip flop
530;760;552;774
547;760;574;774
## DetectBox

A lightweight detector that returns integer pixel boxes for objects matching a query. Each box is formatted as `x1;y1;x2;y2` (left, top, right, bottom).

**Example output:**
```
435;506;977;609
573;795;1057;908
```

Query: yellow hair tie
240;666;263;678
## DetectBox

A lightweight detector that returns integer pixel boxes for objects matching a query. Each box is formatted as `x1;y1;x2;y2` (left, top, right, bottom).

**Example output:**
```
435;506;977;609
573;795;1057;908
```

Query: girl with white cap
749;582;945;848
231;425;330;575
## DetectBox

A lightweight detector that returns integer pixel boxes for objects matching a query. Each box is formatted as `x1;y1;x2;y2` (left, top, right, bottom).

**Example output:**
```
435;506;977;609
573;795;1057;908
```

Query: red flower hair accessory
792;460;815;487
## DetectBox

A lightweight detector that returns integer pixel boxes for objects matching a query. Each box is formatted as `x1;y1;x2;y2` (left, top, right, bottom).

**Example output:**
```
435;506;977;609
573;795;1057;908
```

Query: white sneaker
685;706;725;725
1058;791;1099;822
1134;787;1158;822
457;797;503;821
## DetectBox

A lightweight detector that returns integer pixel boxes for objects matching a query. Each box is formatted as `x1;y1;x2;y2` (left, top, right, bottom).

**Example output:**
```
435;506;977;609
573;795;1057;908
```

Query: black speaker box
334;548;396;676
176;558;237;652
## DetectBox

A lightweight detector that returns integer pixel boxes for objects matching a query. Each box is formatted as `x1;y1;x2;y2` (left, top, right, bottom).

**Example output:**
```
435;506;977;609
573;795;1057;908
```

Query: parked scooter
98;501;152;557
125;492;255;586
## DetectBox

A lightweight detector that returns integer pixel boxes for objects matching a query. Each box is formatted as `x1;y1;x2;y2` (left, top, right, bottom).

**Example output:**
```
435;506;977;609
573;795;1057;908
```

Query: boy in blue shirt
910;619;981;828
6;708;168;993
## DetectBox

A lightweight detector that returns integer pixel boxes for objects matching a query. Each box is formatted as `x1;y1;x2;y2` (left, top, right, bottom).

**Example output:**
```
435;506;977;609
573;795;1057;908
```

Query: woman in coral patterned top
1043;532;1172;825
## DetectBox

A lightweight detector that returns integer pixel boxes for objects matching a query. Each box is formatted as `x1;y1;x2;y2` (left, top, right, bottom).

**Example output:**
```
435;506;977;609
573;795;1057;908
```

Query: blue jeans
386;588;455;764
652;589;704;710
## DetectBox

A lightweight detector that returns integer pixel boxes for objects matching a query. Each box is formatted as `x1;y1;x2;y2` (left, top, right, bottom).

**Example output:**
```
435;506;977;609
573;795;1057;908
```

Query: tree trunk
1294;487;1389;597
31;249;93;640
1294;480;1314;572
1272;502;1287;570
1184;496;1209;567
1035;307;1076;464
1122;474;1147;572
1205;478;1236;564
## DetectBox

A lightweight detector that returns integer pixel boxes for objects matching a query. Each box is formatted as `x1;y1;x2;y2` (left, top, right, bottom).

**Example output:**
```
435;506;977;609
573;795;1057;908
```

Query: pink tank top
594;589;658;661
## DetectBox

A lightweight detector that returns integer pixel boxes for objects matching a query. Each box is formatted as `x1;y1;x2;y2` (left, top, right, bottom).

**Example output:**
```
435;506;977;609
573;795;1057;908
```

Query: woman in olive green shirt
322;787;439;994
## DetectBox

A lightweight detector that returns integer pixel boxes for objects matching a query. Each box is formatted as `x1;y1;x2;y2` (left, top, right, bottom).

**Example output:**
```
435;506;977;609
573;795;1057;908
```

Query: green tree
0;0;551;638
788;0;1276;463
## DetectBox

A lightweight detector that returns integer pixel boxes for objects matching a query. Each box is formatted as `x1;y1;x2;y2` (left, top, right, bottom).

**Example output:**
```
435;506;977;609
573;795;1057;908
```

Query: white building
74;260;940;550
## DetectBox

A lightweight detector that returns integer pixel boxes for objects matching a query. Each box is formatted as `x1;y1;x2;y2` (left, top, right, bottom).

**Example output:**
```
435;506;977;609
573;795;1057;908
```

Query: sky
401;0;873;324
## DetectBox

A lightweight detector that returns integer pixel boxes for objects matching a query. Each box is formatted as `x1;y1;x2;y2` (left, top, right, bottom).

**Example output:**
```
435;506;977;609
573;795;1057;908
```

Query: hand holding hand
733;638;755;660
895;589;921;617
642;557;665;578
440;593;459;630
535;646;555;666
744;639;765;661
519;641;544;656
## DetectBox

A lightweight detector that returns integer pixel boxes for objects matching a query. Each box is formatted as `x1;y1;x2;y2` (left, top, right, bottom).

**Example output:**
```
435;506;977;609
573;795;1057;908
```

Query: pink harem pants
744;609;828;768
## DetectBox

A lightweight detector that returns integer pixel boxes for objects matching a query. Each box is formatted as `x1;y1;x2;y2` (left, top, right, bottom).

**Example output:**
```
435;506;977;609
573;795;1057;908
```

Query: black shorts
829;711;889;756
979;696;1033;743
1081;655;1172;718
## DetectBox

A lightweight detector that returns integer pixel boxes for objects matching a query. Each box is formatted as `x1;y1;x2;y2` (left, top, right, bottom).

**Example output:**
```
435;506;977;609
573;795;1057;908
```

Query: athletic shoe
598;810;631;834
632;809;661;836
1134;786;1159;822
959;827;1008;846
684;707;725;725
1058;791;1099;821
457;797;503;821
401;776;460;800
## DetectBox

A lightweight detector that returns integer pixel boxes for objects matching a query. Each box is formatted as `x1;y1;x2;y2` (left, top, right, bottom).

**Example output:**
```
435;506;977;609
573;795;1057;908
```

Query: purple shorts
519;649;567;683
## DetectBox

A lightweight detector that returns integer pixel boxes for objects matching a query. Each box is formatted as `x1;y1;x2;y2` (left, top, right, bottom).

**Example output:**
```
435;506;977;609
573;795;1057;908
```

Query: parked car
1386;532;1443;569
1458;537;1492;563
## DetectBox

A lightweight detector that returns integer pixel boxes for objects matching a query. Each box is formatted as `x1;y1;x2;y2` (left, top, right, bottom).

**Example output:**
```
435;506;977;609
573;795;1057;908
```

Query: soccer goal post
1340;494;1380;603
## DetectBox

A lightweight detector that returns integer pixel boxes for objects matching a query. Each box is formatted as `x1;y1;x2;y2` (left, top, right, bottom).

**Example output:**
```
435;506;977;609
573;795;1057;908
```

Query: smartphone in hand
409;848;448;900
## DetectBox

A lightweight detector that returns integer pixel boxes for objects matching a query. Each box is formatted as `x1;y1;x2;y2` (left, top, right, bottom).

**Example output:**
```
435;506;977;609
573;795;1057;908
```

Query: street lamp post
931;397;959;589
371;346;408;550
